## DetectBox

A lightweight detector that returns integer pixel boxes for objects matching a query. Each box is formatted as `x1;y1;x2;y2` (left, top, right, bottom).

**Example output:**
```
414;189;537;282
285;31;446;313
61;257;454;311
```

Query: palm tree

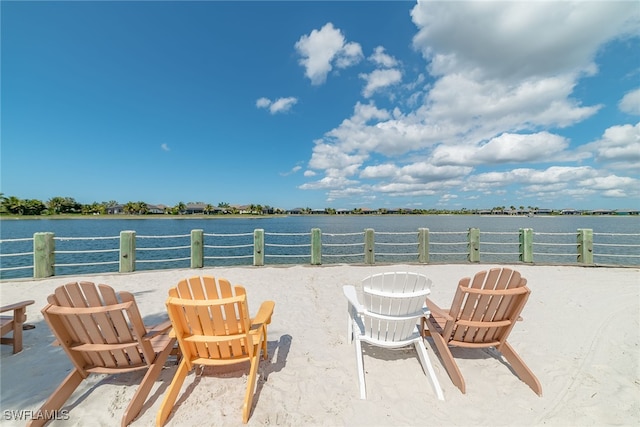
173;202;186;215
218;202;230;214
23;199;46;215
136;201;148;215
47;197;65;214
123;202;137;215
6;196;25;215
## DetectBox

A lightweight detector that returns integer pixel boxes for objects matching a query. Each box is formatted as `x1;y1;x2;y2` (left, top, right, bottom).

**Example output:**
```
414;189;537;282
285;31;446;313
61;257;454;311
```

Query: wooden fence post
418;228;430;263
311;228;322;265
254;229;264;266
468;228;480;262
577;228;593;265
519;228;533;263
120;230;136;273
33;232;54;278
364;228;375;265
191;229;203;268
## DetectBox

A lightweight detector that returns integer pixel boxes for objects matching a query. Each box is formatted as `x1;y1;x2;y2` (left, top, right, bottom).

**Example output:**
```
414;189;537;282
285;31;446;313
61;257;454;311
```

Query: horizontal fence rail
0;227;638;280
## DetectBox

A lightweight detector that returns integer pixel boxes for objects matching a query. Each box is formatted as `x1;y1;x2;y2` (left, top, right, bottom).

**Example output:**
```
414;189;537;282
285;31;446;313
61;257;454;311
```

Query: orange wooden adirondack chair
421;267;542;395
156;276;275;425
30;282;176;427
1;299;34;353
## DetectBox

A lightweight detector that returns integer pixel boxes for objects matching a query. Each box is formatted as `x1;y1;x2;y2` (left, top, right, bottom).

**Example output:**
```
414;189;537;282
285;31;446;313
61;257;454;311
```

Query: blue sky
2;1;639;211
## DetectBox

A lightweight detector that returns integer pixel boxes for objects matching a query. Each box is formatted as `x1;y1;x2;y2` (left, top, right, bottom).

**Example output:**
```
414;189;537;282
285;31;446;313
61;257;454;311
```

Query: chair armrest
144;319;173;339
252;300;275;326
343;285;364;314
0;300;34;314
425;298;453;321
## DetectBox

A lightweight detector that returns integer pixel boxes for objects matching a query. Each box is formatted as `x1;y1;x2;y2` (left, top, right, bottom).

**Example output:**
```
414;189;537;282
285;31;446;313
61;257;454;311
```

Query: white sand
1;264;638;426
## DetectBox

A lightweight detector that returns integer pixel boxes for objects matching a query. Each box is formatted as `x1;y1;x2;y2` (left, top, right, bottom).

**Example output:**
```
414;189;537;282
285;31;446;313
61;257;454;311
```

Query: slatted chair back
42;281;155;375
445;268;530;348
361;272;432;343
166;276;254;367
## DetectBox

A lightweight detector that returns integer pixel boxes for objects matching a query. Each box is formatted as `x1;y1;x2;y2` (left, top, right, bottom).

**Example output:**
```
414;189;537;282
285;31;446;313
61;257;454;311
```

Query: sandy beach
1;263;638;426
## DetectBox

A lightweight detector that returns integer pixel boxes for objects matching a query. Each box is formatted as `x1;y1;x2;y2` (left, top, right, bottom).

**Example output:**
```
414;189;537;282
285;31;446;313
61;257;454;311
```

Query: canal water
1;215;638;279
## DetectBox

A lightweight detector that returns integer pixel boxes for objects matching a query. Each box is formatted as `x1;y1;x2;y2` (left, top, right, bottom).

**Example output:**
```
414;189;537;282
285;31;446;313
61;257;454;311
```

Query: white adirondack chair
343;272;444;400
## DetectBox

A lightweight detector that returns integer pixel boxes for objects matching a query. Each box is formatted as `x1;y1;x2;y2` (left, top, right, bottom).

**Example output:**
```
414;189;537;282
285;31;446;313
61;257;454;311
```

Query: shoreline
1;263;638;426
3;213;639;220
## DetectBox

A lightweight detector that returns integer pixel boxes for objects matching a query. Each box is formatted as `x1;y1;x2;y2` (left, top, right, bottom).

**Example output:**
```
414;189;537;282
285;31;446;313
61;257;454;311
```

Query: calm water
1;215;639;279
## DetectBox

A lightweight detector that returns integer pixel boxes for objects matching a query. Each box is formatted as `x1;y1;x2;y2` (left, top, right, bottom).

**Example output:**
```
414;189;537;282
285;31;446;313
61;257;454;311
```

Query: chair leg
354;337;366;399
242;351;262;423
26;369;84;427
420;316;428;338
499;341;542;396
13;307;26;353
414;340;444;400
427;322;466;394
122;341;176;427
347;305;353;343
261;326;269;360
156;358;189;426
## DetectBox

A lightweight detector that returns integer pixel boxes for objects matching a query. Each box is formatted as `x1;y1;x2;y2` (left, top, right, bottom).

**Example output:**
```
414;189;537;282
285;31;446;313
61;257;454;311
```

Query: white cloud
256;96;298;114
255;97;271;108
295;23;363;85
582;122;640;170
270;97;298;114
161;143;170;151
474;166;595;185
360;163;398;179
360;69;402;98
431;132;572;166
298;175;359;190
298;1;640;207
369;46;398;68
411;1;639;80
470;165;639;201
424;73;601;139
280;165;302;176
619;88;640;115
336;41;364;68
307;139;369;172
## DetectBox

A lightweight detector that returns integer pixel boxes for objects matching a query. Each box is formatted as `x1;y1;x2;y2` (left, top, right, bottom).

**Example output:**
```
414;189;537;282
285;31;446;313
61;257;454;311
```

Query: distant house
185;203;206;214
591;209;615;215
106;204;124;215
561;209;580;215
615;209;640;215
287;208;304;215
231;205;252;214
147;204;166;214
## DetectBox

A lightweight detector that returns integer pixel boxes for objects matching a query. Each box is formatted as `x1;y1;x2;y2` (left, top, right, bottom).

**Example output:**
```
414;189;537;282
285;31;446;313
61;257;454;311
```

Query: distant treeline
0;194;634;217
